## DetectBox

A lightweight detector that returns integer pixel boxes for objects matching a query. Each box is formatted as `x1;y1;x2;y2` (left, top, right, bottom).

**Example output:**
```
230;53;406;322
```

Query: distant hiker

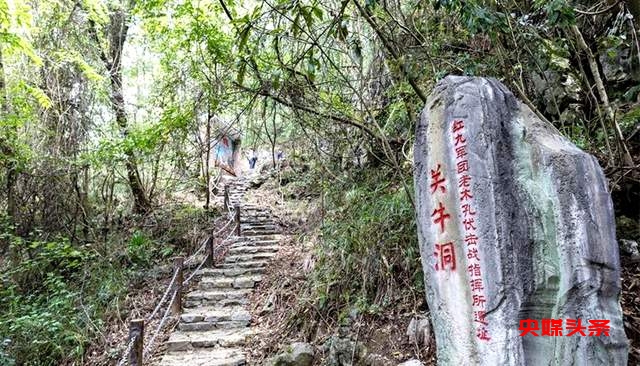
276;150;283;161
248;150;258;169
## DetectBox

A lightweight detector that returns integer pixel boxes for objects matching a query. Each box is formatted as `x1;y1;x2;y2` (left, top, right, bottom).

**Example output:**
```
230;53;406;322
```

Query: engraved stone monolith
413;76;628;365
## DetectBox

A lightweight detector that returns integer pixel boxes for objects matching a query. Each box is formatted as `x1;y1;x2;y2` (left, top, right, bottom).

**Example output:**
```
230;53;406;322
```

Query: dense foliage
0;0;638;364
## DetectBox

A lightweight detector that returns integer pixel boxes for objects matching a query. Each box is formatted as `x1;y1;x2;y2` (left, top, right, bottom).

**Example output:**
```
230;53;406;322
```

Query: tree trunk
0;47;17;222
105;5;150;214
205;111;211;209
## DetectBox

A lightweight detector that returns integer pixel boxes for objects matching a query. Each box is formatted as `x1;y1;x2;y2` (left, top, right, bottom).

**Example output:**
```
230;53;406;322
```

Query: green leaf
238;25;251;52
25;85;52;109
312;5;323;20
237;60;247;85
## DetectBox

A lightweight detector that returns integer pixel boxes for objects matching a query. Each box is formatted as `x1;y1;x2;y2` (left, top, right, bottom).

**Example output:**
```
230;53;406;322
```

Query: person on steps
248;149;258;169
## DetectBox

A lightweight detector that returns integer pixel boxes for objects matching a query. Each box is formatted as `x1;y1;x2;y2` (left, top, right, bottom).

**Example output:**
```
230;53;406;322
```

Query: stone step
185;296;249;308
240;221;277;227
159;348;246;366
229;240;280;248
166;328;258;351
240;225;278;231
238;213;271;218
224;252;276;263
199;267;265;278
186;289;252;302
199;275;262;290
227;234;282;242
219;260;269;269
241;230;279;236
228;245;279;255
181;306;251;324
178;320;249;332
184;289;252;307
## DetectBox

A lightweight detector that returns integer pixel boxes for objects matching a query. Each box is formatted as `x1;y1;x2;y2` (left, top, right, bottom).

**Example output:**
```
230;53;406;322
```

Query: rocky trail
158;176;282;366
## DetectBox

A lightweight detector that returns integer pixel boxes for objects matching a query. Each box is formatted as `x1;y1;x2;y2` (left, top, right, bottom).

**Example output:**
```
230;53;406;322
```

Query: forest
0;0;639;365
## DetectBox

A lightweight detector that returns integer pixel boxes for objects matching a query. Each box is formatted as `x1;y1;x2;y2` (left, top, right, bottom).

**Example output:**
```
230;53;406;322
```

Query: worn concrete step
159;348;246;366
178;320;249;332
240;211;271;216
239;215;271;221
198;267;265;278
166;328;258;351
185;296;249;308
219;260;269;269
186;289;252;302
229;240;280;248
225;252;276;263
199;275;262;290
181;306;251;324
184;289;252;307
228;245;279;255
226;234;282;242
240;225;278;231
241;230;279;236
240;222;277;227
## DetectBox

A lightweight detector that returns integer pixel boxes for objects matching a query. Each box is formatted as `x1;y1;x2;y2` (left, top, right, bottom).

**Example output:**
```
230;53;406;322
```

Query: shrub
310;169;423;321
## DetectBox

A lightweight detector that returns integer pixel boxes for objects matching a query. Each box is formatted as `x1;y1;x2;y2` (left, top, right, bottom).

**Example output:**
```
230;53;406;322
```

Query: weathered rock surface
406;315;431;347
266;342;314;366
413;76;628;365
619;239;640;259
323;336;367;366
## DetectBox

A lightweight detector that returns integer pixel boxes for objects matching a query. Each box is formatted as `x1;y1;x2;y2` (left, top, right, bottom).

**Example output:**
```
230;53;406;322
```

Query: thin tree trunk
89;3;150;213
0;47;17;223
570;24;634;167
205;111;211;209
111;58;149;213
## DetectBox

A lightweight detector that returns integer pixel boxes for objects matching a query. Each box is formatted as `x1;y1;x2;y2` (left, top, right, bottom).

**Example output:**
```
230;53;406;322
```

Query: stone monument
413;76;628;365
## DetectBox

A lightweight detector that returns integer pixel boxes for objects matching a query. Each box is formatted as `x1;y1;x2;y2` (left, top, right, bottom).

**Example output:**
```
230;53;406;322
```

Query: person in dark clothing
248;150;258;169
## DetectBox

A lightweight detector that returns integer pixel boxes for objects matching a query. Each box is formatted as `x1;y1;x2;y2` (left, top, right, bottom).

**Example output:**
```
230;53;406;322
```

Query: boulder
323;336;366;366
619;239;640;258
266;342;314;366
413;76;628;365
406;315;431;347
290;342;314;366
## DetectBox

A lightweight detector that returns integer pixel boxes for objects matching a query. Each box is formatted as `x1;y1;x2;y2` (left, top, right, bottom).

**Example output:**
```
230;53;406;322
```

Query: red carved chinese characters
431;202;451;234
434;242;456;271
425;119;491;341
430;164;447;193
451;118;490;342
428;162;455;271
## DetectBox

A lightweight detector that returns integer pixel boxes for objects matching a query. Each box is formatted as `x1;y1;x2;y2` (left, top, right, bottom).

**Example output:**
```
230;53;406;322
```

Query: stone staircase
159;176;280;366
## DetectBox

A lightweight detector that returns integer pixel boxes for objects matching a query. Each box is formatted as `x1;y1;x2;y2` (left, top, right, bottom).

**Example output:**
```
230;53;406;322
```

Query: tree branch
237;83;381;141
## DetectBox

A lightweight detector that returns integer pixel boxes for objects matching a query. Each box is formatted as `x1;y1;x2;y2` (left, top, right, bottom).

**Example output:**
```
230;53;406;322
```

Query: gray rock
266;342;314;366
413;76;628;365
619;239;640;258
406;316;431;347
289;342;314;366
324;336;366;366
397;360;424;366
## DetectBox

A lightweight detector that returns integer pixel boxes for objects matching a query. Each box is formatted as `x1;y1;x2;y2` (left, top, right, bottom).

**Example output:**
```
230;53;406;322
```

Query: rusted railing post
223;185;230;212
171;257;184;315
129;319;144;366
234;204;241;236
205;237;214;267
